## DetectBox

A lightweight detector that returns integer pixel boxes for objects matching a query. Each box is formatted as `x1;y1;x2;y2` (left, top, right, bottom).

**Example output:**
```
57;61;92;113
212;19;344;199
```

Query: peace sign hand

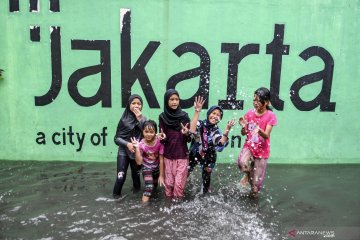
181;122;189;135
157;128;166;140
130;137;139;148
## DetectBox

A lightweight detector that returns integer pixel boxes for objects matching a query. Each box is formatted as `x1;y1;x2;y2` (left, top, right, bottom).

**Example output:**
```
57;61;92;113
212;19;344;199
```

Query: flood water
0;160;359;240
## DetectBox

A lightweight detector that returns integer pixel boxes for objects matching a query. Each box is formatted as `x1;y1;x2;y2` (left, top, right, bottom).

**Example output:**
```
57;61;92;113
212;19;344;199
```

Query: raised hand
157;128;166;140
238;117;247;128
130;137;139;147
194;96;205;112
127;137;139;153
180;122;189;135
227;119;236;129
222;119;236;139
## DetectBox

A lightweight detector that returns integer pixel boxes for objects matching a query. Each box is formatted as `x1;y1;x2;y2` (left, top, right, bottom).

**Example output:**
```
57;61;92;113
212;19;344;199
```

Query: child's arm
134;147;143;165
255;124;273;139
114;123;134;151
219;119;236;145
158;154;165;187
190;96;205;133
131;138;143;165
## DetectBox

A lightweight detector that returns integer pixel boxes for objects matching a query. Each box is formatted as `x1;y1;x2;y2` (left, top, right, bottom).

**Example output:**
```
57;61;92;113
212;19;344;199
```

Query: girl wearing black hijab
188;96;235;193
113;94;146;198
159;89;191;199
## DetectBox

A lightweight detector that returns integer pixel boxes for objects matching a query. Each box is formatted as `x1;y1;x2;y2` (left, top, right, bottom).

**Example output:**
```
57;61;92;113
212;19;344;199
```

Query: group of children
113;87;277;202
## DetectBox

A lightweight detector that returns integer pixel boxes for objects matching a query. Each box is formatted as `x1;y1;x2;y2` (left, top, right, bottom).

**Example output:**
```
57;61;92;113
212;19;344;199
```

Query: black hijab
159;89;190;130
115;94;143;140
190;105;224;155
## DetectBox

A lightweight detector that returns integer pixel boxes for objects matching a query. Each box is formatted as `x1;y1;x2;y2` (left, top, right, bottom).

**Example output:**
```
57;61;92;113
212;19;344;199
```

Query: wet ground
0;160;359;240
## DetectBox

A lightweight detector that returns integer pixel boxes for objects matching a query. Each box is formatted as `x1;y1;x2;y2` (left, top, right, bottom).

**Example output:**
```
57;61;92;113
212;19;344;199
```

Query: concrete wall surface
1;0;359;163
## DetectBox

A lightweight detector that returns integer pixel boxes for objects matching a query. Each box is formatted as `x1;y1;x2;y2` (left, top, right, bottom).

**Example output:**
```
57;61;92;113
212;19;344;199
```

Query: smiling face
143;126;156;143
168;94;180;110
253;94;268;114
129;98;142;112
208;109;222;124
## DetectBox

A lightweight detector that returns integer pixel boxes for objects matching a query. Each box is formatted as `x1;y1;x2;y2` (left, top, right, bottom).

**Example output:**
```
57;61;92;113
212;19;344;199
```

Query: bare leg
237;147;253;187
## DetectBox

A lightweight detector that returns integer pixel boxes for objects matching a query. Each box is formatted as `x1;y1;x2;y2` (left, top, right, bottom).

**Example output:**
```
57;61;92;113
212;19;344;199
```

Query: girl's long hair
255;87;272;111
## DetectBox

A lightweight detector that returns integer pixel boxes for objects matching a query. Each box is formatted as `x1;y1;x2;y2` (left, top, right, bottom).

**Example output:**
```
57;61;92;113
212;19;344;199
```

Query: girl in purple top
132;120;165;203
237;87;277;198
159;89;191;200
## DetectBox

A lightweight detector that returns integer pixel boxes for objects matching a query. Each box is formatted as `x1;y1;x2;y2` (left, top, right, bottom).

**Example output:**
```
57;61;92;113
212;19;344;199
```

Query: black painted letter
219;43;260;110
167;42;211;109
68;40;111;107
121;9;160;108
290;46;336;111
35;26;62;106
266;24;290;110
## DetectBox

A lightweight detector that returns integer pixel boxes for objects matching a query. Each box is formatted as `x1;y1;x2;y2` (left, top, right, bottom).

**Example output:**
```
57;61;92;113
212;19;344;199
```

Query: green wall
1;0;359;163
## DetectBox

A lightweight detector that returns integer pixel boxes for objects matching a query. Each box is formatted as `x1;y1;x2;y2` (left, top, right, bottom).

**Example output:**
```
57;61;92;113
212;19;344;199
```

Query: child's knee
117;171;125;179
237;148;252;170
237;159;248;172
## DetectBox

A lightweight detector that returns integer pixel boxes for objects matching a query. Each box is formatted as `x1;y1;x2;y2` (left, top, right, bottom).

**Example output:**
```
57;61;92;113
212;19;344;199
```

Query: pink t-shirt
139;138;164;170
243;109;277;159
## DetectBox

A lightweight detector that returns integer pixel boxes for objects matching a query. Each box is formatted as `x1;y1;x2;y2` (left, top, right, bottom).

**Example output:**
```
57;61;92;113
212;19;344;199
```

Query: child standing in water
237;87;277;198
159;89;191;200
188;96;236;193
113;94;146;199
131;120;165;203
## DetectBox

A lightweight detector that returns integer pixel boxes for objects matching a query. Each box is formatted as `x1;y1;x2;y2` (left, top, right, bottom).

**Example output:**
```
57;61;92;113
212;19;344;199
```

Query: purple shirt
159;118;190;159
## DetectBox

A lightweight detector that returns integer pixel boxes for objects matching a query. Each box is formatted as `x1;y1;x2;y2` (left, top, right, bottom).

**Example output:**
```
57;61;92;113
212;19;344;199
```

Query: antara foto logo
288;229;297;237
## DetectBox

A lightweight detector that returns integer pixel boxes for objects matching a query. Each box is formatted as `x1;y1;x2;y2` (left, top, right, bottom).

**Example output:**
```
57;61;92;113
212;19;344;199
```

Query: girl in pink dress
237;87;277;198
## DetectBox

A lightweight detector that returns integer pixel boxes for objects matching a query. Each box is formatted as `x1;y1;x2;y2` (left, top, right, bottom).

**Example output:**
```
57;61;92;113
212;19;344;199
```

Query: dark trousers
113;154;141;196
188;152;215;194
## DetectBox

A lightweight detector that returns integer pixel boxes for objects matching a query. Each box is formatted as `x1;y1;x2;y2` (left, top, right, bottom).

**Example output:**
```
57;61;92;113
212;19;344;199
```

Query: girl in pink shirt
132;120;165;203
237;87;277;198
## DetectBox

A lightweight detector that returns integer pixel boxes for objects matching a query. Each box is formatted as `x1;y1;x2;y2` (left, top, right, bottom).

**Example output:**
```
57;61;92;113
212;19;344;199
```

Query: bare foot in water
249;186;259;198
240;175;249;187
249;190;259;198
